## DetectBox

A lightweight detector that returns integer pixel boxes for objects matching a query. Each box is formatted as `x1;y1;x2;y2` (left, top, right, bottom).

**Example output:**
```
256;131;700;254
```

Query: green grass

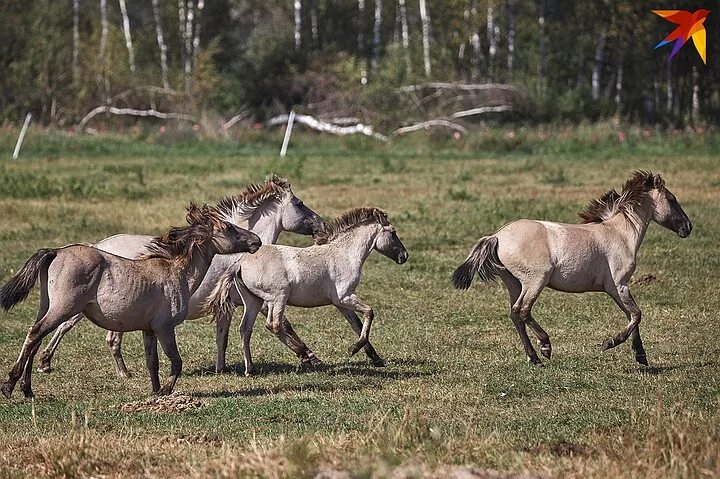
0;128;717;478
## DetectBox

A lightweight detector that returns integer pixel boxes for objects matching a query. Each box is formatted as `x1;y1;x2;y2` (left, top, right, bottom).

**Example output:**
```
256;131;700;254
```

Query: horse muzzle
678;221;692;238
246;240;262;253
396;250;409;264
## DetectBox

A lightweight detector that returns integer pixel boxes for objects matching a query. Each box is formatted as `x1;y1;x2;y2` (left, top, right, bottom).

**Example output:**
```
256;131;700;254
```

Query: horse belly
286;281;331;308
548;253;606;292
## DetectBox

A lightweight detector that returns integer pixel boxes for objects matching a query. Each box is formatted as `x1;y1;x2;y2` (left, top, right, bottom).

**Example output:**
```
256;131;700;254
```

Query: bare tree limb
267;114;388;142
77;106;195;132
450;105;513;118
393;119;468;135
222;110;250;130
399;82;519;93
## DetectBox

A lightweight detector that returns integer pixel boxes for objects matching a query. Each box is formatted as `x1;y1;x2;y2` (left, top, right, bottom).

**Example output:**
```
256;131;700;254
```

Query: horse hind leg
106;331;131;378
155;327;183;396
526;315;552;359
502;271;546;367
38;313;84;373
240;295;263;376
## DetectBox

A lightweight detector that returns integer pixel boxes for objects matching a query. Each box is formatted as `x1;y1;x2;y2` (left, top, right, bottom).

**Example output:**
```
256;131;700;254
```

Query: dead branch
393;119;468;136
77;106;195;132
222;110;250;130
267;114;388;142
451;105;513;118
399;82;519;93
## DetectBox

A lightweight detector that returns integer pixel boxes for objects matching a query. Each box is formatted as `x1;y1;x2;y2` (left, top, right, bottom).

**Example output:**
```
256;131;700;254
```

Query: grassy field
0;125;717;478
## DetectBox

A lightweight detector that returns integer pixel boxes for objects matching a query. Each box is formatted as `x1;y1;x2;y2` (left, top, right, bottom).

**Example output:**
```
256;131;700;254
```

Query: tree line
1;0;718;131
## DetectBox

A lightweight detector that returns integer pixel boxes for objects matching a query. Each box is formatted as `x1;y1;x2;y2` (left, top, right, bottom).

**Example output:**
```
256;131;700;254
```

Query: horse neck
245;201;282;244
327;225;377;270
178;244;216;294
607;195;655;254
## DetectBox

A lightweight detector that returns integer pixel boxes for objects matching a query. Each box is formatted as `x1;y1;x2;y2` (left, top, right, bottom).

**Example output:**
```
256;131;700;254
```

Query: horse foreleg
215;312;231;373
156;327;182;396
337;307;385;366
143;332;160;394
106;331;131;378
526;315;552;359
260;303;321;370
605;284;645;363
339;295;374;357
38;313;84;373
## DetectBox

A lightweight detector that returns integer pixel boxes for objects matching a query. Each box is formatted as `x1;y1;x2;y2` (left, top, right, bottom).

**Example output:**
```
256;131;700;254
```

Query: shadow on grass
625;360;718;376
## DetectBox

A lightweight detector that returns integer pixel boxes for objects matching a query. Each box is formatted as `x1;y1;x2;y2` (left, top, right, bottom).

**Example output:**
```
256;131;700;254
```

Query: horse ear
186;202;204;225
653;174;665;190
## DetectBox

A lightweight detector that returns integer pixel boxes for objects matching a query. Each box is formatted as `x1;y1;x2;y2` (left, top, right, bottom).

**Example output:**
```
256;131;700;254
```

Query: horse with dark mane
0;204;261;398
453;171;692;367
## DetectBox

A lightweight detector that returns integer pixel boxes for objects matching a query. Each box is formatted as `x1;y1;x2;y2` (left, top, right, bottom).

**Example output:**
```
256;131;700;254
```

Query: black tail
0;248;57;311
452;236;503;289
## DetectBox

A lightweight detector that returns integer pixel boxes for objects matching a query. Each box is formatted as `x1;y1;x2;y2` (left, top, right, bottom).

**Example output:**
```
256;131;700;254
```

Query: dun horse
0;205;261;398
452;171;692;366
37;176;325;376
208;207;408;376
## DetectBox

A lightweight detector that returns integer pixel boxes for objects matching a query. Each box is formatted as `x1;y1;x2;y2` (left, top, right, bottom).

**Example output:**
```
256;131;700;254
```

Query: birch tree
358;0;367;84
371;0;382;70
294;0;302;50
506;0;515;72
418;0;431;76
151;0;170;89
487;0;498;78
591;1;609;101
99;0;110;96
310;0;318;45
178;0;186;75
118;0;136;73
184;0;194;77
192;0;204;62
73;0;80;83
398;0;410;72
537;0;547;88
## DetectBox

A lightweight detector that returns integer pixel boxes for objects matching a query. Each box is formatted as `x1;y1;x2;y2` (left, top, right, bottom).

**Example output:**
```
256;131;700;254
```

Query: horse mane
314;207;388;244
215;175;292;225
578;170;665;224
141;203;223;263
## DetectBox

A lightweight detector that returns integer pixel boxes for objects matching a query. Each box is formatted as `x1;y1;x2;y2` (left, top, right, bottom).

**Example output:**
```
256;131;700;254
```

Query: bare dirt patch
632;274;658;287
114;394;206;413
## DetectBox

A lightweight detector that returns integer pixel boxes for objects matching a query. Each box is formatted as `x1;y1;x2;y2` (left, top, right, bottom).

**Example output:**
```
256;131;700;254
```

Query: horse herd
0;171;691;399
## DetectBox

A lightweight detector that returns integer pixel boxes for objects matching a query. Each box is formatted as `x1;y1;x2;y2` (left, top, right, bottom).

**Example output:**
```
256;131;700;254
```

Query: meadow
0;125;717;478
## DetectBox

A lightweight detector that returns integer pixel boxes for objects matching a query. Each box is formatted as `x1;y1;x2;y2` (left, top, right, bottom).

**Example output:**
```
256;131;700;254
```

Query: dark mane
141;204;223;262
578;170;664;223
315;207;388;244
215;175;292;224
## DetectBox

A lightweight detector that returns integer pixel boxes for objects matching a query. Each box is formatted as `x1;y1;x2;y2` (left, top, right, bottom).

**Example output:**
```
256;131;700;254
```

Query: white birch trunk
310;0;318;44
99;0;109;95
398;0;410;72
152;0;170;89
192;0;204;61
178;0;187;75
118;0;136;73
419;0;431;76
358;0;367;84
537;0;546;87
615;63;623;112
73;0;80;83
184;0;194;77
692;66;699;123
506;0;515;72
591;25;607;101
666;62;673;113
487;0;497;77
294;0;302;50
371;0;382;70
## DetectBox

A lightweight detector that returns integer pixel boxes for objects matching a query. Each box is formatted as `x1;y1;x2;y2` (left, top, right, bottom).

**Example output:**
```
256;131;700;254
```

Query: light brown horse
452;171;692;367
0;204;261;398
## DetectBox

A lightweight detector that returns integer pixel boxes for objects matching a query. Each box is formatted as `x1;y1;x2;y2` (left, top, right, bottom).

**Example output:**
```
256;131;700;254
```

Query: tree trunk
310;0;318;45
178;0;187;78
470;1;483;81
692;66;699;124
184;0;194;79
99;0;110;96
487;0;497;78
615;62;623;113
294;0;302;50
192;0;204;62
358;0;367;84
591;25;607;101
73;0;80;84
506;0;515;73
152;0;170;89
537;0;547;89
419;0;431;76
666;62;673;114
118;0;136;73
398;0;410;72
371;0;382;70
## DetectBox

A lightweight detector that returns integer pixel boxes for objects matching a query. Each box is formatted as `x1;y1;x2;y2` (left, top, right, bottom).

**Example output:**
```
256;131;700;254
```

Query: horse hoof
22;388;34;399
528;357;543;368
244;369;254;377
308;355;324;367
1;382;13;399
601;338;615;351
540;345;552;359
371;357;387;367
347;344;362;357
37;364;51;373
157;387;172;396
635;354;649;366
118;371;132;379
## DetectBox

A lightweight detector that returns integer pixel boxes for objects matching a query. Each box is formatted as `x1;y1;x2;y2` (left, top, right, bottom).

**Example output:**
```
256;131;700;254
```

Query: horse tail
452;236;503;289
0;248;57;311
203;270;239;324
